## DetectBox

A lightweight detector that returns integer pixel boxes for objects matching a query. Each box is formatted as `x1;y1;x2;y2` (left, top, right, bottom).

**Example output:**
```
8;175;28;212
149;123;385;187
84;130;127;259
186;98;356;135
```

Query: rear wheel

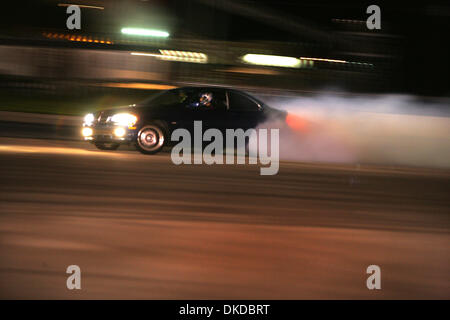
94;142;120;150
135;123;166;154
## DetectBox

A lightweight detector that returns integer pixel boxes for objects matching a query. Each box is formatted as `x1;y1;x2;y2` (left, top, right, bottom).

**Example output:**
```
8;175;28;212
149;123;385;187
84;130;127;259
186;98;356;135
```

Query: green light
121;28;169;38
242;54;301;68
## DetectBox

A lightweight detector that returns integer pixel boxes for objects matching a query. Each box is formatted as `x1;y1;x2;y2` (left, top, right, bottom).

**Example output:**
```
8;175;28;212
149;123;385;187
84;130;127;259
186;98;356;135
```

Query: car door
179;88;229;134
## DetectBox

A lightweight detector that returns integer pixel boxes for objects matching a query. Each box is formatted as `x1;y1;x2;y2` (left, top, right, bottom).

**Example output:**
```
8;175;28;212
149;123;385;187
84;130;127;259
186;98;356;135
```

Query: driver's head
199;92;213;106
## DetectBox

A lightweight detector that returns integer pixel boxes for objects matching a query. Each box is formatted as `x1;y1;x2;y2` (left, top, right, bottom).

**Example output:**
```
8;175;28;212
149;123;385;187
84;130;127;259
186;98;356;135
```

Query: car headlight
84;113;95;126
114;127;126;137
111;113;138;127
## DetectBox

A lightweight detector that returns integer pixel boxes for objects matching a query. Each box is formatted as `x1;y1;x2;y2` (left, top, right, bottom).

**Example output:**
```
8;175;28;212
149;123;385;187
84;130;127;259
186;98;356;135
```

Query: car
82;86;287;154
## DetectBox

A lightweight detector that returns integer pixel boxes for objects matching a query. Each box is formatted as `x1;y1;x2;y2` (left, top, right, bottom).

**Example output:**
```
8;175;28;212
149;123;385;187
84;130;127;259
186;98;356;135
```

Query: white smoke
255;93;450;168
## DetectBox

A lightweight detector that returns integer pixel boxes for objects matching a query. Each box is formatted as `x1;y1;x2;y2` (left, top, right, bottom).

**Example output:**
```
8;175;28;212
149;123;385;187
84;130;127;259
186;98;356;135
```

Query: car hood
95;105;137;117
93;105;138;123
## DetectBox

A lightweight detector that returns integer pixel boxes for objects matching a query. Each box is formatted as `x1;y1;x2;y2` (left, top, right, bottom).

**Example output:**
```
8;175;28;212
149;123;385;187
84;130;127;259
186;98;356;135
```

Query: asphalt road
0;137;449;299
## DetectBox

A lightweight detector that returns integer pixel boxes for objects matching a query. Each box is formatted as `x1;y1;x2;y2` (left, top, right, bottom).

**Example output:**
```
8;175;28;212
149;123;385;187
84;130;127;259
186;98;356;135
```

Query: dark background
0;0;449;100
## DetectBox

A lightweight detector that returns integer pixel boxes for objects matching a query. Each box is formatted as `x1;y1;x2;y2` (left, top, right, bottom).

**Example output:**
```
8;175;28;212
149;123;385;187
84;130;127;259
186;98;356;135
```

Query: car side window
227;91;260;112
185;90;227;111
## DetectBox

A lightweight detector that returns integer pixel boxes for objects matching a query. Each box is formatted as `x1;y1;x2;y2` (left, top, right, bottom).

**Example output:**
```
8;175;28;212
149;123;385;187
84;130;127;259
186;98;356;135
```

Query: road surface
0;137;449;299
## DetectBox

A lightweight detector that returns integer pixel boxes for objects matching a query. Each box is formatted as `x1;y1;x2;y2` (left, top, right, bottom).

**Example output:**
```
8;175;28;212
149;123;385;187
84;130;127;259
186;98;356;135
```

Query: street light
121;28;169;38
242;54;301;68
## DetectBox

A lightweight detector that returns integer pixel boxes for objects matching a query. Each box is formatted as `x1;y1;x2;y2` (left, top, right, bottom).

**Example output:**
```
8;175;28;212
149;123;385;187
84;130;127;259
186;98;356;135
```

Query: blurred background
0;0;449;300
0;0;449;115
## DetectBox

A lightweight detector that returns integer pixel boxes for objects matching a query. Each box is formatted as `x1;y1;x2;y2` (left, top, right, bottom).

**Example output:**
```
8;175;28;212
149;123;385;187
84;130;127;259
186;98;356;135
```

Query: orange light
102;82;177;90
42;32;112;44
286;113;308;132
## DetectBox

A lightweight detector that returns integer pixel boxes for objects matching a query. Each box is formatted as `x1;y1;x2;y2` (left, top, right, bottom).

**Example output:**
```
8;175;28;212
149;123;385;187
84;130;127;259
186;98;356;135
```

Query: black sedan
82;86;288;154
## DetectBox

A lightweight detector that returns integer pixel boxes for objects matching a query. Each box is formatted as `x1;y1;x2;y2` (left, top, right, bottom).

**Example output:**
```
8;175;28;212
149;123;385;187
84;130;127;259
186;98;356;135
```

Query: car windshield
141;88;190;106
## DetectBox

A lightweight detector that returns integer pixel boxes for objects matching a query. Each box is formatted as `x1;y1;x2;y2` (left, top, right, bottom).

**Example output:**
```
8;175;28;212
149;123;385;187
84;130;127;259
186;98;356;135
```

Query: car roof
175;86;230;91
173;86;255;97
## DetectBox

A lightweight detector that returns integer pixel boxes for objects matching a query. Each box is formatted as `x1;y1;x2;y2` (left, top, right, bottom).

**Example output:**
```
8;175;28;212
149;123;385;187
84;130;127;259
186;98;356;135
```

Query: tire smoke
256;93;450;168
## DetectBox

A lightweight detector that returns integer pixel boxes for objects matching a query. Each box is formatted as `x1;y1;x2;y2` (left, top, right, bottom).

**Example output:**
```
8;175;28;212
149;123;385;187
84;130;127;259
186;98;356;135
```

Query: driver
187;92;214;108
199;92;213;108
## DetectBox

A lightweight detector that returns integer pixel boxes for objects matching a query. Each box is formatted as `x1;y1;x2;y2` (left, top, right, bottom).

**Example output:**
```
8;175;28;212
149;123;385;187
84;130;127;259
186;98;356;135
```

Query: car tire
135;123;167;155
94;142;120;150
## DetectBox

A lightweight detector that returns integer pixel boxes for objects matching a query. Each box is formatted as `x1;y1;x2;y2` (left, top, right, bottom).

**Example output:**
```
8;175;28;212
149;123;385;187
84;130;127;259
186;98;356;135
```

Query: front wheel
94;142;120;150
135;123;166;154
